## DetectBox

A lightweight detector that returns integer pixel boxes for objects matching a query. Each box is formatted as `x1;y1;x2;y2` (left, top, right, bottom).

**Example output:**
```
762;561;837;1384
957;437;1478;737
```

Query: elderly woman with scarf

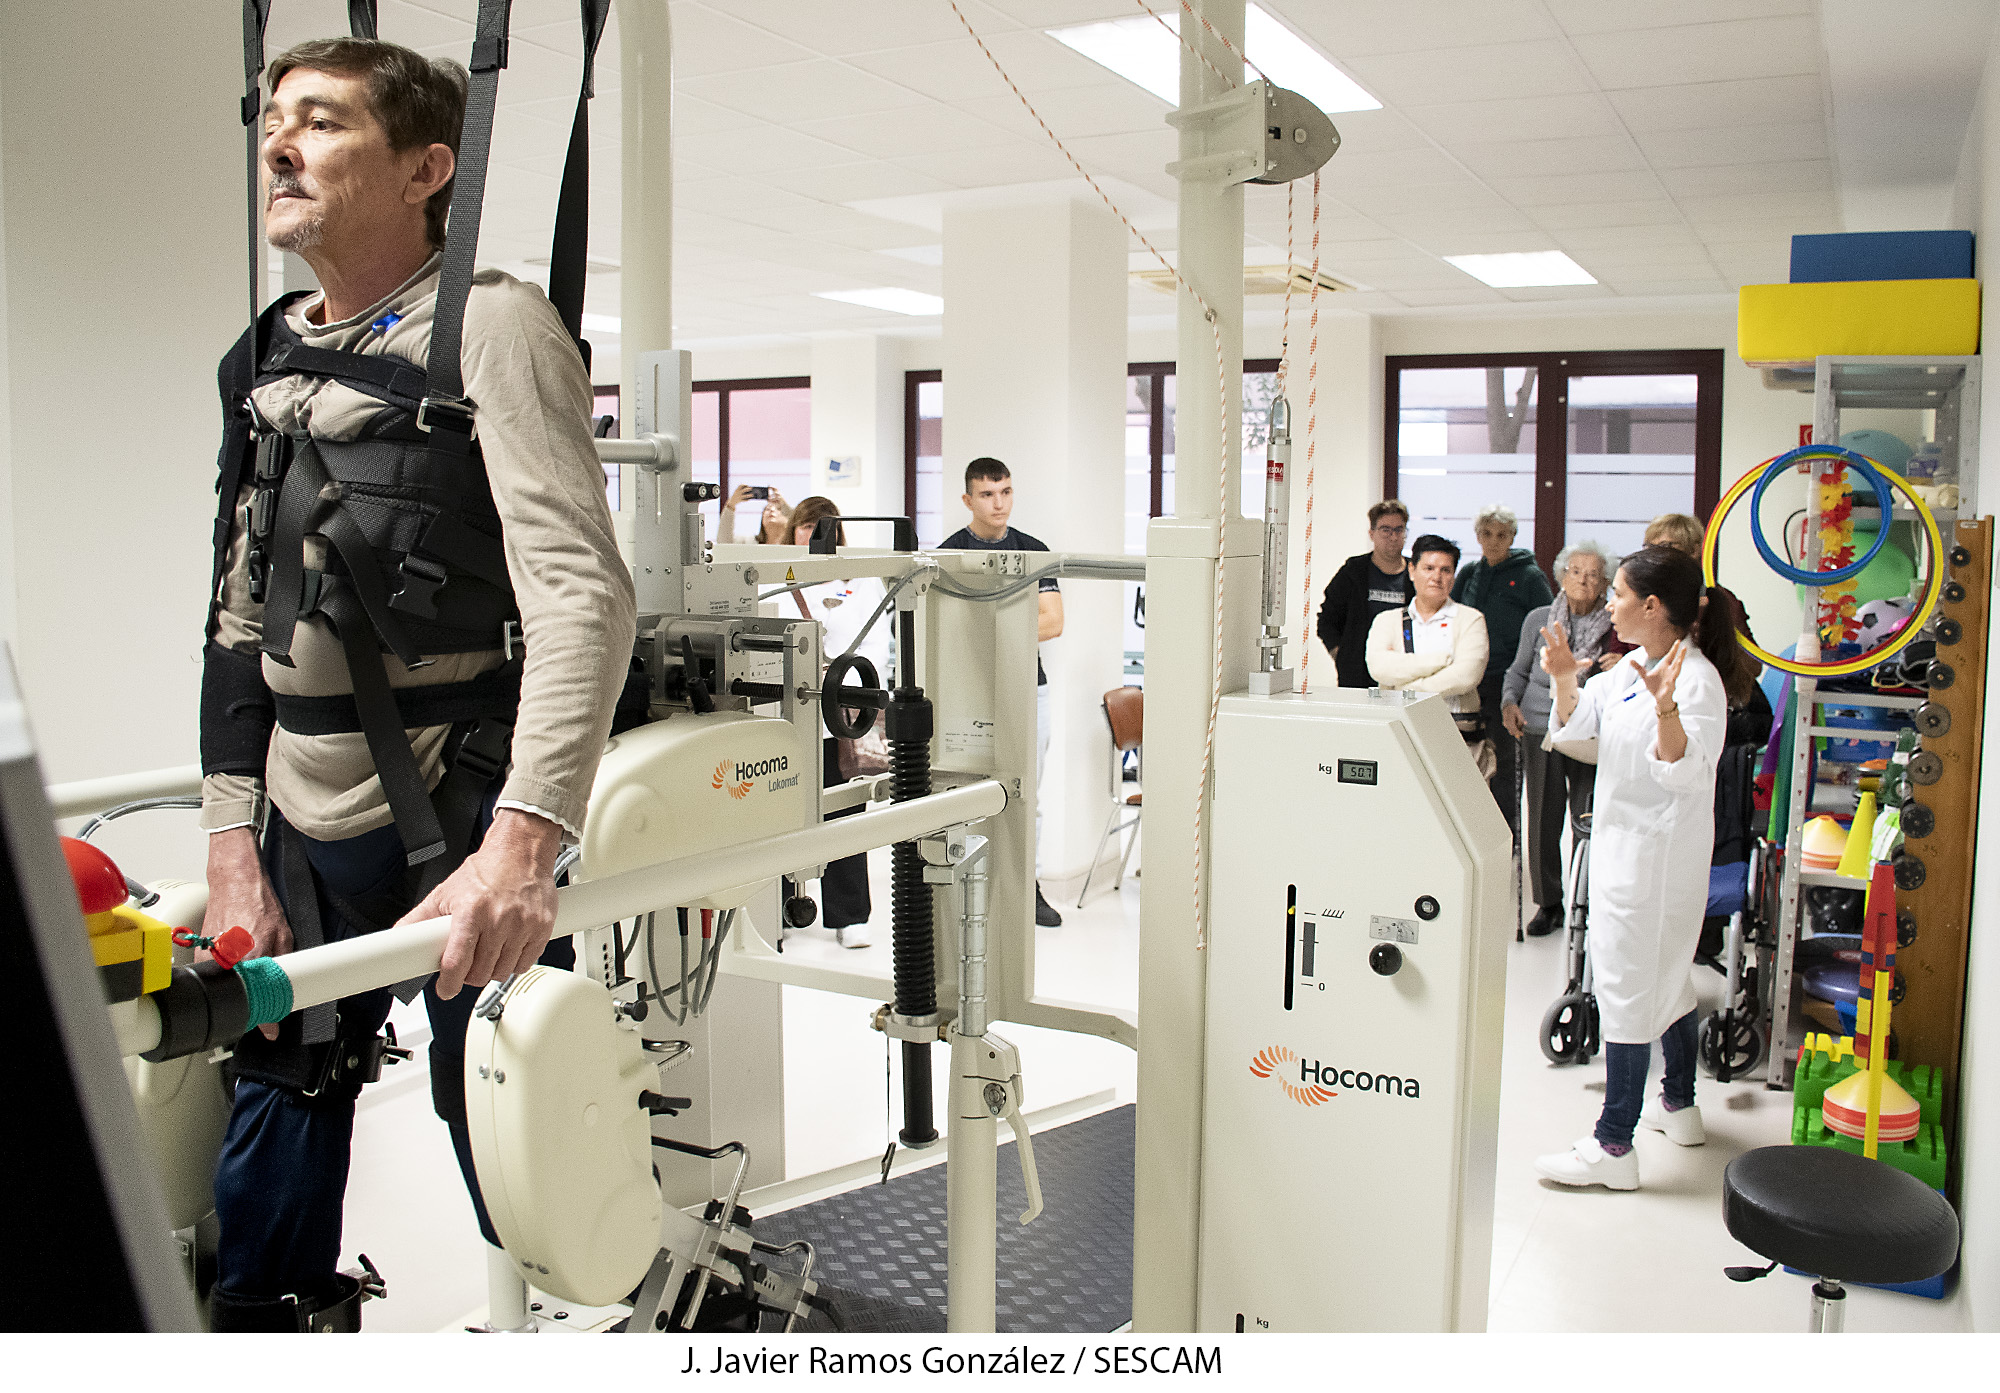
1502;541;1617;937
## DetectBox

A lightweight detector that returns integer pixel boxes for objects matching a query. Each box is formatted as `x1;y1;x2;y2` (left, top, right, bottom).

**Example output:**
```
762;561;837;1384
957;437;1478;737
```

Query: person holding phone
717;484;792;544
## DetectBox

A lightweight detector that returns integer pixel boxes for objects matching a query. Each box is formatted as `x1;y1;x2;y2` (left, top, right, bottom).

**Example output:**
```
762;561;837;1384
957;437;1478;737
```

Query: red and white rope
948;0;1236;949
1298;173;1321;692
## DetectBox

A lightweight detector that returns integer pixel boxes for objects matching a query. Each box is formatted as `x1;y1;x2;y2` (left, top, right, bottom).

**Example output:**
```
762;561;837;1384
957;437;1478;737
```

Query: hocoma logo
711;759;752;800
1250;1045;1421;1105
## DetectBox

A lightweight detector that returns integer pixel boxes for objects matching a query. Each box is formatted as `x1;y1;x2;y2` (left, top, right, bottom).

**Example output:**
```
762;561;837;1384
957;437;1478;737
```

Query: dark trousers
1479;672;1519;833
820;737;871;929
1521;736;1596;910
1595;1009;1700;1149
210;800;573;1306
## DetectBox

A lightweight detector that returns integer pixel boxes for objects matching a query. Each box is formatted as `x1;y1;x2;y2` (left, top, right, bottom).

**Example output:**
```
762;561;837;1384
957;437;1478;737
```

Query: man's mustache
267;171;309;205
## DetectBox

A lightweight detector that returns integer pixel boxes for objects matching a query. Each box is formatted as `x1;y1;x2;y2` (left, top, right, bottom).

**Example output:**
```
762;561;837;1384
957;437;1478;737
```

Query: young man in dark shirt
1316;500;1415;688
941;457;1065;926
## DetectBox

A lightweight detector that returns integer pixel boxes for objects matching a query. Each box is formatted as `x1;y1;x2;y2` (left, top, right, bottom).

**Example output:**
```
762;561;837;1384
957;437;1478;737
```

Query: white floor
336;843;1970;1333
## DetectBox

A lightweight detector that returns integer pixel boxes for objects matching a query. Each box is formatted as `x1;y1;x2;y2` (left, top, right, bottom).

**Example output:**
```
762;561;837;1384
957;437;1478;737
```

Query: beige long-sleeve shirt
203;255;637;842
1364;600;1489;718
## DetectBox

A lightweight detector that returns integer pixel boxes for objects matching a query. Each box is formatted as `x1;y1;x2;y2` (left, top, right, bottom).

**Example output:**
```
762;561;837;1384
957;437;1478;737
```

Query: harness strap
261;340;430;417
425;0;513;413
273;663;519;736
281;825;339;1045
546;0;612;361
240;1;274;330
346;0;378;39
321;583;449;868
424;717;514;896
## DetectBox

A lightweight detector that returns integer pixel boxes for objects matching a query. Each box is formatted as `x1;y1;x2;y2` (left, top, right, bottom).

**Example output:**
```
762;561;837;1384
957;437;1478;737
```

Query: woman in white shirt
1532;544;1760;1192
1366;534;1491;748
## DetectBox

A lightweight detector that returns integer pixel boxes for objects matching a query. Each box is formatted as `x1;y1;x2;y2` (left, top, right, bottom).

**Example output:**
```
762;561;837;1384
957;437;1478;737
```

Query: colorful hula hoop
1704;453;1944;679
1749;445;1893;585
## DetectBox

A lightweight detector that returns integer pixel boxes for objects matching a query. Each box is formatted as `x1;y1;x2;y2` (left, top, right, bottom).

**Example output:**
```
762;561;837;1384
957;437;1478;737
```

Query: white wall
1949;11;2000;1335
808;335;902;519
0;3;242;881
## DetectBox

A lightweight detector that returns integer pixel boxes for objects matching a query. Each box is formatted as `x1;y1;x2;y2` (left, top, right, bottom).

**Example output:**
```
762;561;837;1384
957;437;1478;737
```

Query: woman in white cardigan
1365;533;1490;723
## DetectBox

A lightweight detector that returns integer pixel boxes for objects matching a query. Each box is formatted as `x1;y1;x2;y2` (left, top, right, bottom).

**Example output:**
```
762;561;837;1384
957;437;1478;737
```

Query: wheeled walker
1538;804;1600;1066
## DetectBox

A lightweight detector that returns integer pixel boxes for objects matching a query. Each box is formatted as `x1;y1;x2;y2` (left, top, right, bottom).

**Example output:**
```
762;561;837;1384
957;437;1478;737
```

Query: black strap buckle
331;1022;413;1088
247;549;270;604
452;719;512;785
253;431;291;482
390;554;448;619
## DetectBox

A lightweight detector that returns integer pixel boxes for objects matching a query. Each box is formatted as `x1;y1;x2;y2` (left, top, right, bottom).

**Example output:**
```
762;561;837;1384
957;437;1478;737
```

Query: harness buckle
501;619;523;660
415;396;475;437
247;549;270;603
389;555;448;619
451;720;511;785
253;432;291;482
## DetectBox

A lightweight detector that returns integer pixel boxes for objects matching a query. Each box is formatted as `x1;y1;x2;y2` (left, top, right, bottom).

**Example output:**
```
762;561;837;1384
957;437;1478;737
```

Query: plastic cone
1823;1068;1921;1143
1837;792;1878;879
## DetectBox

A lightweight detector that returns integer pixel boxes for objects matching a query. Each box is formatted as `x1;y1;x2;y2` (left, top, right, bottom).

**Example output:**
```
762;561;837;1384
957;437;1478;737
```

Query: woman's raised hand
725;484;754;508
1539;622;1586;682
1641;638;1688;711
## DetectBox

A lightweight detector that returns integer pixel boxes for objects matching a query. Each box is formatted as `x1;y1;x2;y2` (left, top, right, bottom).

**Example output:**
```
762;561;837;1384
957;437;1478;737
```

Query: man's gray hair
1473;503;1518;532
1556;539;1615;578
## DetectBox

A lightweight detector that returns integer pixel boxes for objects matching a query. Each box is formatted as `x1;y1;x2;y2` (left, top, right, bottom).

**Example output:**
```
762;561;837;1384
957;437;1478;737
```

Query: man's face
261;67;445;257
963;475;1014;534
1370;513;1407;557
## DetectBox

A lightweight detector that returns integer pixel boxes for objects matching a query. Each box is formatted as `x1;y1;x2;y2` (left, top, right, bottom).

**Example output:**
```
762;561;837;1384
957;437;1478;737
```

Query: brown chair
1077;686;1143;908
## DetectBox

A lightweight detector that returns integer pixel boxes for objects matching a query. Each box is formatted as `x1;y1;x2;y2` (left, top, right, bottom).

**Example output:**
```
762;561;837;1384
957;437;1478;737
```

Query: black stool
1722;1145;1958;1331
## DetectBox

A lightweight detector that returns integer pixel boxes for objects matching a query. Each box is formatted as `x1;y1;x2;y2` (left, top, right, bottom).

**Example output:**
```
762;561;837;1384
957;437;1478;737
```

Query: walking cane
1513;750;1525;943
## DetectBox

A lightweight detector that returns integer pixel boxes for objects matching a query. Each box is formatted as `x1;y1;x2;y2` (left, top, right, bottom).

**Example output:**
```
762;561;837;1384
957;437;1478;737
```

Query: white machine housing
1196;686;1509;1332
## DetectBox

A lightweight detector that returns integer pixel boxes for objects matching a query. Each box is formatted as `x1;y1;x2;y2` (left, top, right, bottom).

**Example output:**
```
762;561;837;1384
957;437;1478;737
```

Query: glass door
1563;373;1700;559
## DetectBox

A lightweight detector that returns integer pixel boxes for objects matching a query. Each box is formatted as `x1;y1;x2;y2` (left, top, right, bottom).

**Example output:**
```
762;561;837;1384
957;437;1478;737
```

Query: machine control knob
1413;895;1440;921
1369;943;1403;976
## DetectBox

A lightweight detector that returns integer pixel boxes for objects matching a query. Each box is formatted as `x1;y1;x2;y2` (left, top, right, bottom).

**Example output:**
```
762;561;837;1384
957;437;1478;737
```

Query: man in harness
198;33;635;1331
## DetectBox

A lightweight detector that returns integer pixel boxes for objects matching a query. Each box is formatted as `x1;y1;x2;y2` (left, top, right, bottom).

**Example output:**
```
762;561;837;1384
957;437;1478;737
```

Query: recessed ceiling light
1047;5;1379;114
1443;251;1597;288
813;287;945;316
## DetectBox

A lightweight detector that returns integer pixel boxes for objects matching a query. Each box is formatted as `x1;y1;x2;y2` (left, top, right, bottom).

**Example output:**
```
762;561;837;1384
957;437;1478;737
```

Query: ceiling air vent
1131;263;1358;297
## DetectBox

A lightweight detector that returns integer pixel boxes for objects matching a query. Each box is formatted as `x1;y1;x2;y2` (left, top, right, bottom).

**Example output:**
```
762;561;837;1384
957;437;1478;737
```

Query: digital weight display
1336;758;1378;786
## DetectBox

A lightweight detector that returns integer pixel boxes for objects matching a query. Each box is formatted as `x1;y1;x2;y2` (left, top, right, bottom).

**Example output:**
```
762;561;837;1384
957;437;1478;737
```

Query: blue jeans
1595;1008;1699;1150
211;800;573;1305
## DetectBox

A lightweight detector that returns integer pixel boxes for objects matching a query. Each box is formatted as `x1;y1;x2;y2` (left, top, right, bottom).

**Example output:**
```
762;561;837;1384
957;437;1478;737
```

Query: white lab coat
1548;645;1726;1044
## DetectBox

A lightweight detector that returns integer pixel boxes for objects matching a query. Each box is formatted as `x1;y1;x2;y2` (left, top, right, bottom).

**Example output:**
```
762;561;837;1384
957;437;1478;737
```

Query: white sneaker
1641;1098;1705;1146
1535;1135;1640;1191
835;921;871;949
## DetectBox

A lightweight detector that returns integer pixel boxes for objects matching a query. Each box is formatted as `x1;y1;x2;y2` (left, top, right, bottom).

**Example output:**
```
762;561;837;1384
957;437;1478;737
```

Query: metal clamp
871;1005;950;1043
961;1030;1043;1225
474;973;519;1022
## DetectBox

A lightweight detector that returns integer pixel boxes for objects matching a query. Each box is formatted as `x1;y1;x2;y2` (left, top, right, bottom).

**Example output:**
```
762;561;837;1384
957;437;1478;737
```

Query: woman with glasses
1316;499;1416;688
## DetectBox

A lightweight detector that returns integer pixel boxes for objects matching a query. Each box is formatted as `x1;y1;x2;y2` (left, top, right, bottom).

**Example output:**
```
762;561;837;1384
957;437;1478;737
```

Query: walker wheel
1698;1009;1765;1081
1540;993;1593;1066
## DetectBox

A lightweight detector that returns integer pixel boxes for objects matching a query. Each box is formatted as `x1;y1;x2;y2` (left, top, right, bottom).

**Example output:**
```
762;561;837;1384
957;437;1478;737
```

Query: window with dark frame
690;376;812;542
1383;350;1723;572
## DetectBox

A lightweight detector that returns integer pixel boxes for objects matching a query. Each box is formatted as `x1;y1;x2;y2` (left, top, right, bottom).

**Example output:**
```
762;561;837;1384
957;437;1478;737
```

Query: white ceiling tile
1374;208;1539;241
1597;277;1733;297
954;86;1167;142
1636;121;1827;169
1702;240;1792;280
1391;287;1512;307
374;1;475;48
1455;135;1647;180
847;31;1113;103
1606;75;1825;133
1060;130;1181;185
1319;109;1437;156
1545;1;1812;38
1404;228;1570;257
680;60;932;126
795;105;1025;160
1491;171;1666;206
1569;16;1821;91
654;5;820;76
1404;93;1623;146
1336;181;1515;218
1322;258;1483;292
677;123;877;178
1556;223;1702;253
1574;249;1720;280
1276;0;1560;57
1531;200;1686;230
1320;147;1470;189
1498;284;1616;303
1684;213;1840;242
1656;159;1832;199
1343;41;1595;107
1674;189;1839;222
766;161;961;204
895;143;1078;189
697;0;1023;55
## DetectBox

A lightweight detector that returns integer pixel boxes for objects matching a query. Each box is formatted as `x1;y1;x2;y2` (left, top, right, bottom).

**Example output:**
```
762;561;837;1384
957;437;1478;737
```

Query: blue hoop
1748;444;1894;586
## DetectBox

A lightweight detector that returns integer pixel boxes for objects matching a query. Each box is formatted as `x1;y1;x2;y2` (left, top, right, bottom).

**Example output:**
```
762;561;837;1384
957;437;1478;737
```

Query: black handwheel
1540;993;1588;1066
821;652;882;740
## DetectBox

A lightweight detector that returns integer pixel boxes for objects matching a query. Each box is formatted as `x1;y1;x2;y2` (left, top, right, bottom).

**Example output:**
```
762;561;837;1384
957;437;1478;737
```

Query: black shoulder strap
424;0;514;414
347;1;378;39
239;1;275;334
546;0;613;367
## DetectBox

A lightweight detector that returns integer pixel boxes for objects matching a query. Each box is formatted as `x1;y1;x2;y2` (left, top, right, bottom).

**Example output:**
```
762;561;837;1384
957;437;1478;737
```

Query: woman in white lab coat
1532;545;1760;1192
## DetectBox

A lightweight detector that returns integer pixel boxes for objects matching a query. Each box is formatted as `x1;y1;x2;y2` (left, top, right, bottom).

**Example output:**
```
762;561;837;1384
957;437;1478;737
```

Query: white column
1133;0;1250;1333
808;334;902;520
0;1;240;883
941;197;1128;880
1286;310;1381;685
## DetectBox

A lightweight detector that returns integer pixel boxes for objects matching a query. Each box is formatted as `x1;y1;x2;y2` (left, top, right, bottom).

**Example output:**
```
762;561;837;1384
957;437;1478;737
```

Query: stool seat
1723;1145;1958;1285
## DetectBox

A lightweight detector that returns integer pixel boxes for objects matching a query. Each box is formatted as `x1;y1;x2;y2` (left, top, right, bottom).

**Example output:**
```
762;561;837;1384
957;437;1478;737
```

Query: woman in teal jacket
1452;504;1554;830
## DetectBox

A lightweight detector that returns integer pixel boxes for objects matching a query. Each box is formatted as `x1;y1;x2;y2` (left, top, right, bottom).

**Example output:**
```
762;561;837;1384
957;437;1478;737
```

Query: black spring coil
889;733;935;1017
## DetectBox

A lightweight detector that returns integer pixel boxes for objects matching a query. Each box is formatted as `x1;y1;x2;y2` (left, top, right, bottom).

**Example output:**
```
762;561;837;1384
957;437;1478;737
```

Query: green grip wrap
236;956;294;1028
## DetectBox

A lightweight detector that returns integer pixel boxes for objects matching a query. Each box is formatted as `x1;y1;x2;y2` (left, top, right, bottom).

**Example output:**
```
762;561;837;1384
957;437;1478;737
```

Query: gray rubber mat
755;1104;1134;1334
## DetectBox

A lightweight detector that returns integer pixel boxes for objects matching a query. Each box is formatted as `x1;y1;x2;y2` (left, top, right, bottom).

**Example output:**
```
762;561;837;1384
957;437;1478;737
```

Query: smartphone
746;486;771;500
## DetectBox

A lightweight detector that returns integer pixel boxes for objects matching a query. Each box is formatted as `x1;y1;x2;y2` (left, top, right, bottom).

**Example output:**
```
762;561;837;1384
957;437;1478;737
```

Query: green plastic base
1790;1106;1949;1190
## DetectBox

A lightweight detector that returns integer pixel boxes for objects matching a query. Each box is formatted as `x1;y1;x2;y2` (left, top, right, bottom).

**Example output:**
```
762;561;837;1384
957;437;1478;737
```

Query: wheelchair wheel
1540;993;1591;1066
1697;1008;1765;1082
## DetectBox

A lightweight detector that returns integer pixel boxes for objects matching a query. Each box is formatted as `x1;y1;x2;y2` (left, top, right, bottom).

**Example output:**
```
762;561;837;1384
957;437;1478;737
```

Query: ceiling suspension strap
423;0;514;426
240;1;275;333
346;0;379;40
546;0;614;364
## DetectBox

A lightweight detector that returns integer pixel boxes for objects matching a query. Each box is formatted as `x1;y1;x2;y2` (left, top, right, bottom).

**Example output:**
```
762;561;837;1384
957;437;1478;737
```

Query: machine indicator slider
1301;921;1317;978
1283;886;1296;1012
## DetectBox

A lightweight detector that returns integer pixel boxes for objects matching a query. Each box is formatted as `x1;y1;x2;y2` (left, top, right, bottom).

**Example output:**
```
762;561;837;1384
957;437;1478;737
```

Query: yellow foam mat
1738;278;1980;366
